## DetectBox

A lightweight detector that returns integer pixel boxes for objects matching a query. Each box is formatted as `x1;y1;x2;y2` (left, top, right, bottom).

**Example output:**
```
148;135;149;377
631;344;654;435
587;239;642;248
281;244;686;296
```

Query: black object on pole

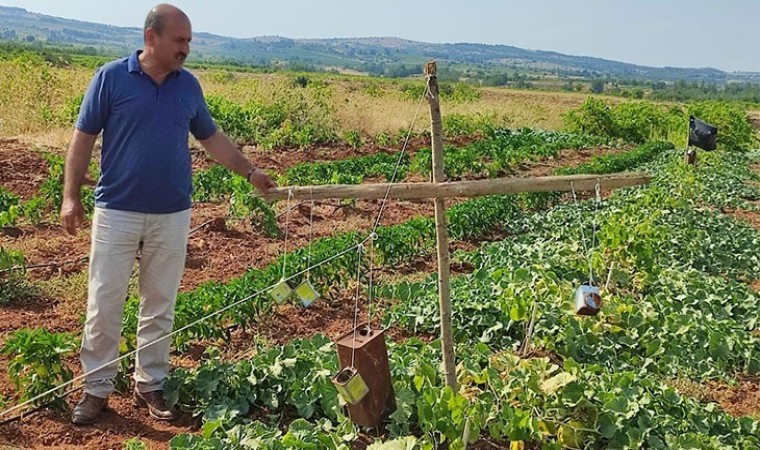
688;116;718;151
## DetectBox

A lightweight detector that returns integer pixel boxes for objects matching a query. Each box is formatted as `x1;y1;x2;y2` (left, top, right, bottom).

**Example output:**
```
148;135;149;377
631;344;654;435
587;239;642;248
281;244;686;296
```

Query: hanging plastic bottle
571;180;604;316
574;282;603;316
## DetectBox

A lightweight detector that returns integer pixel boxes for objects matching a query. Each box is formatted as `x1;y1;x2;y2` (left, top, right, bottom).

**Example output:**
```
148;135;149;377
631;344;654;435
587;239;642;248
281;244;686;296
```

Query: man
61;4;276;425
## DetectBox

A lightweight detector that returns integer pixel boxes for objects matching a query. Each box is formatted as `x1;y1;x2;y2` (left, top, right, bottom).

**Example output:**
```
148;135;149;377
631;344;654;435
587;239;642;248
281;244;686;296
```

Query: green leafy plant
1;328;78;409
341;129;362;149
0;246;33;305
0;186;22;225
412;128;610;179
229;178;280;238
563;98;756;150
279;152;408;186
205;82;338;149
192;165;237;202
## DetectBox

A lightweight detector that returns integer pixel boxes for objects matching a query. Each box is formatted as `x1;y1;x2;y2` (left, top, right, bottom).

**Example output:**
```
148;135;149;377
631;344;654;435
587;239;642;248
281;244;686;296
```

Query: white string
359;76;431;336
370;77;431;234
367;232;377;329
0;236;368;419
570;181;594;285
592;180;601;285
350;244;364;369
593;180;601;248
281;188;294;280
0;75;434;418
306;187;315;282
344;76;431;352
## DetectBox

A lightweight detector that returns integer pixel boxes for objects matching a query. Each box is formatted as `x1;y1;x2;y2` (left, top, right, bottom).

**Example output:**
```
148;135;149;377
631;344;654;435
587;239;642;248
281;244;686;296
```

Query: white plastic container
574;283;602;316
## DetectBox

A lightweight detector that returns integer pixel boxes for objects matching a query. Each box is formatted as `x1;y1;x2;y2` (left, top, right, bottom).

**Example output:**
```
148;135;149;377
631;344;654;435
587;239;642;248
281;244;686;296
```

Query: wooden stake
260;173;650;202
426;60;457;390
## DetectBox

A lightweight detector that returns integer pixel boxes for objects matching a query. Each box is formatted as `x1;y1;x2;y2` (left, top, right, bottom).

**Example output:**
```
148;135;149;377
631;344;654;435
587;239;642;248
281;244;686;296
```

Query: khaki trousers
81;207;190;398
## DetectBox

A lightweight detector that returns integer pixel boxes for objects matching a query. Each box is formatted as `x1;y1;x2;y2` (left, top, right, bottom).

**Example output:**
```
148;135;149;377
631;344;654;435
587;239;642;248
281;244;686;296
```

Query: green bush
687;102;757;151
611;101;676;143
563;98;756;150
341;130;362;149
206;83;338;149
442;113;498;137
563;98;620;139
228;177;280;238
58;93;83;125
373;131;393;147
1;328;78;409
206;95;255;142
0;247;29;305
0;187;21;227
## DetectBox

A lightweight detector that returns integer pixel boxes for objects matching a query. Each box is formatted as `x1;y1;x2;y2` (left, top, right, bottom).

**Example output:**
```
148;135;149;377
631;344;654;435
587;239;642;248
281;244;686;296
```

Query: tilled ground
3;138;756;449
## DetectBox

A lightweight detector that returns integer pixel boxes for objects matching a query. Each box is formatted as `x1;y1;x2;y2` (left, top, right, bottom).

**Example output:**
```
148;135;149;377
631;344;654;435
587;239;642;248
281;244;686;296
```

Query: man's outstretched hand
249;167;277;193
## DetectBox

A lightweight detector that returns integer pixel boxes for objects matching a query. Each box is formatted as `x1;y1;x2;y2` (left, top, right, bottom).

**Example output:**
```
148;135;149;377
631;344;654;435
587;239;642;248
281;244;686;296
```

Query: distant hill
1;5;758;83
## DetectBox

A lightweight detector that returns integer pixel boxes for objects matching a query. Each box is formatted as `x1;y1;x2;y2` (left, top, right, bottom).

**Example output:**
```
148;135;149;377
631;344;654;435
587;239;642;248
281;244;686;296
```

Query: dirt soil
704;375;760;419
727;208;760;230
0;138;697;449
0;139;50;201
669;376;760;421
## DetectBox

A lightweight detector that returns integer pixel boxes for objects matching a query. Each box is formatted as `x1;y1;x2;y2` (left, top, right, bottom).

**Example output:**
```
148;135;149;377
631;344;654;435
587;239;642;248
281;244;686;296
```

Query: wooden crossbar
260;173;650;202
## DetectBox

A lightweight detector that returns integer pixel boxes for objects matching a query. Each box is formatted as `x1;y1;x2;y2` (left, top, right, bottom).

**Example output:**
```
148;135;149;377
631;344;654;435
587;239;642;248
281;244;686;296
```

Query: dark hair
144;9;165;38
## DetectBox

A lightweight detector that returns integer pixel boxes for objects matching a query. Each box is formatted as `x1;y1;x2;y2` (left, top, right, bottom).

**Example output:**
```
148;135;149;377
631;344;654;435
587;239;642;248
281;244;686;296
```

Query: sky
1;0;759;72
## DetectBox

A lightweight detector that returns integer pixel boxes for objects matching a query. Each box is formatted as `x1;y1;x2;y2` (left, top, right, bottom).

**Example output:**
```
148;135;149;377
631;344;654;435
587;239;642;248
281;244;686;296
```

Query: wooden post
425;60;457;390
685;127;696;166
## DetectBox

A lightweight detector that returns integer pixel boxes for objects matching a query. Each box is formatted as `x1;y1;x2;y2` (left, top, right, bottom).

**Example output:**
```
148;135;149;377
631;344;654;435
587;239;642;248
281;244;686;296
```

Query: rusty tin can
334;325;396;427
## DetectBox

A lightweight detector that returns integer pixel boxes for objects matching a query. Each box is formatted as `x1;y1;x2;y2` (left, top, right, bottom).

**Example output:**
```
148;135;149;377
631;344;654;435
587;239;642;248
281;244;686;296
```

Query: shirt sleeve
189;79;217;141
75;67;110;135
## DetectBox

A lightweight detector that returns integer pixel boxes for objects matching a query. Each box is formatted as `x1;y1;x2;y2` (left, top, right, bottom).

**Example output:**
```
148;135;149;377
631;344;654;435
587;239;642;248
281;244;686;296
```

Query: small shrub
341;130;362;149
1;328;78;409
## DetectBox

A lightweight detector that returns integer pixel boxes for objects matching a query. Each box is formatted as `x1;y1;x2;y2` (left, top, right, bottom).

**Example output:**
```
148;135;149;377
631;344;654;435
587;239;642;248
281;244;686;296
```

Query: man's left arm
199;131;276;193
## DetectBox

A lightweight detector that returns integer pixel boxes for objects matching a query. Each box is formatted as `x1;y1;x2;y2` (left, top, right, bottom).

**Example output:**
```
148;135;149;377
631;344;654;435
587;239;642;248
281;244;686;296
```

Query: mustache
176;52;187;60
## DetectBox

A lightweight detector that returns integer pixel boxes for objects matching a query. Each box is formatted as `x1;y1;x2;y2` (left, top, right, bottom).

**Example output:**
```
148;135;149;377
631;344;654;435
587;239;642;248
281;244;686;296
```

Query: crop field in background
0;48;759;449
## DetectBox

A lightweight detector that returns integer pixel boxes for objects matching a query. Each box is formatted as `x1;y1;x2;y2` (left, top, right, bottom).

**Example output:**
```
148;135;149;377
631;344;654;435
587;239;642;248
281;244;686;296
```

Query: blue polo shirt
76;50;217;214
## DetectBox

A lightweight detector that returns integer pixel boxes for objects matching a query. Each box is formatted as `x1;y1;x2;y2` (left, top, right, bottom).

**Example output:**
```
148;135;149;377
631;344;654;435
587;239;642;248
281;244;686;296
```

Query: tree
590;80;604;94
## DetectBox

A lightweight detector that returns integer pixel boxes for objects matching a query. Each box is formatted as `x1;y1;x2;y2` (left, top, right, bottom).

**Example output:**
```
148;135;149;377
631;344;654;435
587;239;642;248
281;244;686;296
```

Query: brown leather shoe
132;389;178;421
71;393;108;426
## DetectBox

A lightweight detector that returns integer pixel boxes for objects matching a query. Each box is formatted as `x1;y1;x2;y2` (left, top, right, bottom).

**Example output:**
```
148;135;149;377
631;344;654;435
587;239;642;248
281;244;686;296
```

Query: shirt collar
128;50;142;73
128;50;182;77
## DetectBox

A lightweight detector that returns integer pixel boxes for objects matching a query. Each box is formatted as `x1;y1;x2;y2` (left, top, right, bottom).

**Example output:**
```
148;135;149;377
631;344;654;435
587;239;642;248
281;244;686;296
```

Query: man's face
148;16;191;72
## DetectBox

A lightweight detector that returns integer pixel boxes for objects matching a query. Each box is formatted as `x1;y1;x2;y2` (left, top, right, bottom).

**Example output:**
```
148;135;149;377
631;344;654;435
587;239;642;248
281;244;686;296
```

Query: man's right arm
61;130;98;236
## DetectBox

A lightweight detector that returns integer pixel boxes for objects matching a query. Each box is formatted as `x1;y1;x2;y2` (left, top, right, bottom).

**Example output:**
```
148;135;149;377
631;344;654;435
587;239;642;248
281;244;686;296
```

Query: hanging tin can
295;279;320;307
269;278;293;304
574;282;603;316
332;366;369;405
